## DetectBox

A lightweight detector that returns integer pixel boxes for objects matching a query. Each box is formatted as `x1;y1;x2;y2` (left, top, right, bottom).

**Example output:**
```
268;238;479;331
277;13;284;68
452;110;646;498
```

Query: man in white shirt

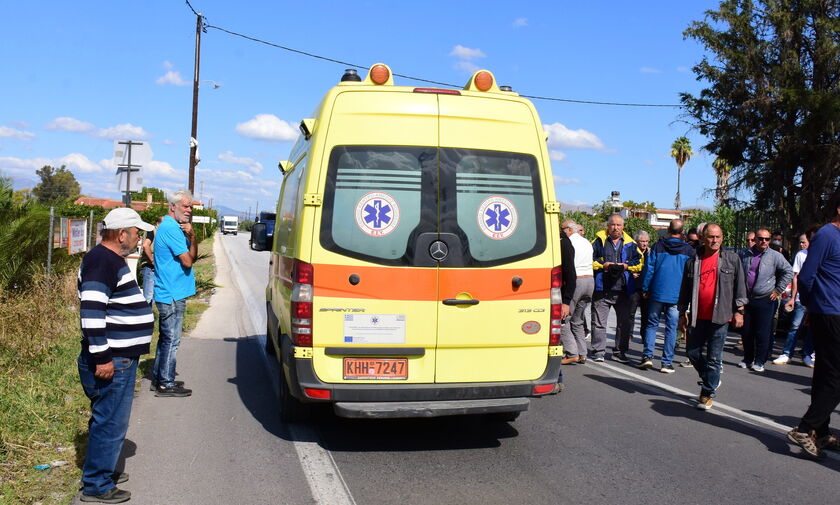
561;220;595;364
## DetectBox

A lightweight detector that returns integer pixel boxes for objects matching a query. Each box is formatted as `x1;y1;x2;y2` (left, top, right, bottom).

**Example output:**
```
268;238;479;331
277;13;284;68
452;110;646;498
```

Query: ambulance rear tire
265;322;276;356
279;367;309;422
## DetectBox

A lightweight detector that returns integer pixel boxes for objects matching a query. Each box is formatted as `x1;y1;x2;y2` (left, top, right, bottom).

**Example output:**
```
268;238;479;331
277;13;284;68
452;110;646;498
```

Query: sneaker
738;361;749;369
79;473;128;491
787;428;824;459
154;384;192;397
817;434;840;451
561;356;578;365
577;357;587;364
638;356;653;369
772;354;790;365
804;355;815;368
149;380;184;391
612;351;629;363
660;364;676;374
696;396;713;410
751;363;765;372
679;358;693;367
592;355;605;363
80;487;131;503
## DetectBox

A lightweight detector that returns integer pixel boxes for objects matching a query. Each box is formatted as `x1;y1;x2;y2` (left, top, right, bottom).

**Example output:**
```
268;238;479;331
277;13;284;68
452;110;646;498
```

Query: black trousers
798;313;840;436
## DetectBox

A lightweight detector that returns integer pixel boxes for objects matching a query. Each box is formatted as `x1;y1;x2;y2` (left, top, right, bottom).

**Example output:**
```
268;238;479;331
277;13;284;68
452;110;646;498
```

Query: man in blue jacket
787;202;840;458
639;219;696;373
590;214;642;362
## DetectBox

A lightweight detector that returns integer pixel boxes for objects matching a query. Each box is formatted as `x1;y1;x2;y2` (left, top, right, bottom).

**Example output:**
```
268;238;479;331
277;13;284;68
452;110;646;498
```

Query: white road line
591;360;792;433
220;236;356;505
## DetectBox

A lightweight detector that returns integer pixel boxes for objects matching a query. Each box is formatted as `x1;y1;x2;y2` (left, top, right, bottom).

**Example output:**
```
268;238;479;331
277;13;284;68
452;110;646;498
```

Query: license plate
343;358;408;380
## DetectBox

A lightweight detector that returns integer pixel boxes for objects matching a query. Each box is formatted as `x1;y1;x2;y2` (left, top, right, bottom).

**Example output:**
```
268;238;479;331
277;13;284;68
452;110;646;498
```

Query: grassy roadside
0;235;216;505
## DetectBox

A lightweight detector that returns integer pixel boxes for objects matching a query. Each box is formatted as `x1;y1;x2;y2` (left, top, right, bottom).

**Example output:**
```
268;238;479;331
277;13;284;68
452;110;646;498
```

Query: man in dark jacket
639;219;696;373
678;223;747;410
590;214;642;362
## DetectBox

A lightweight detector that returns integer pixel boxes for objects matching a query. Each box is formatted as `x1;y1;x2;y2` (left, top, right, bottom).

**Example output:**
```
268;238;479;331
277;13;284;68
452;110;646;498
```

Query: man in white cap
77;207;154;503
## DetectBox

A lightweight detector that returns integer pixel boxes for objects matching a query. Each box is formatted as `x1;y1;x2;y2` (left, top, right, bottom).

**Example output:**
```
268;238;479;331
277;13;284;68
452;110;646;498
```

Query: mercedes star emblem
429;240;449;261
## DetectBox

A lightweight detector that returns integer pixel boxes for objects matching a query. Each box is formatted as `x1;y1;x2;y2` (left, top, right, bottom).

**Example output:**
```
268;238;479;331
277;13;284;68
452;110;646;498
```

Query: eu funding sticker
343;314;406;344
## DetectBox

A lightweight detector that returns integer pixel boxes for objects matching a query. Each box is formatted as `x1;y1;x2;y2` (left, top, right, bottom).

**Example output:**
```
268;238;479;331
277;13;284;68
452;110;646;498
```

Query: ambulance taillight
549;266;563;346
291;260;314;347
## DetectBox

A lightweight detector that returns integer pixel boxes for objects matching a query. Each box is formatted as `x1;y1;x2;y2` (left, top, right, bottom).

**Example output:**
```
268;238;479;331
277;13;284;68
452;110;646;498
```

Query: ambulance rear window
320;146;432;264
440;149;544;265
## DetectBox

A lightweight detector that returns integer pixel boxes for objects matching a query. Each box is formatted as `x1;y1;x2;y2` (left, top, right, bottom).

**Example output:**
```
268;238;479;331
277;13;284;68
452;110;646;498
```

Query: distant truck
221;215;239;235
250;211;276;251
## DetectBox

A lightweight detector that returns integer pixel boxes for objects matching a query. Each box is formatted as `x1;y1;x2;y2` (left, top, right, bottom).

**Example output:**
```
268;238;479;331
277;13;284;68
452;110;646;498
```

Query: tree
31;165;81;203
670;137;693;210
130;186;167;203
711;156;732;207
681;0;840;234
0;173;12;209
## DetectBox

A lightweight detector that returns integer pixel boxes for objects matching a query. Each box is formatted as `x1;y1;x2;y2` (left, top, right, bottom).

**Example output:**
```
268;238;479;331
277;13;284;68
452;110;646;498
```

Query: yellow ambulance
265;64;564;421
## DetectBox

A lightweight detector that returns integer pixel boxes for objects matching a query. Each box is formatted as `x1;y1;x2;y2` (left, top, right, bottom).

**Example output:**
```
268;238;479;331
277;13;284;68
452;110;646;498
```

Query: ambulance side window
441;148;544;265
276;155;306;256
320;146;431;265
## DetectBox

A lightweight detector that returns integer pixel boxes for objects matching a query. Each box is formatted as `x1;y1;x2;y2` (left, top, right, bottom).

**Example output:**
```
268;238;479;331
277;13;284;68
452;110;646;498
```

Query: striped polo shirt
78;244;153;363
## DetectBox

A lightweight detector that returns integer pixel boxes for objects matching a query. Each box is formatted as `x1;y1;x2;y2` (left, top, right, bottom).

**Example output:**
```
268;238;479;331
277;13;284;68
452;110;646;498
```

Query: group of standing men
76;190;197;503
559;206;840;459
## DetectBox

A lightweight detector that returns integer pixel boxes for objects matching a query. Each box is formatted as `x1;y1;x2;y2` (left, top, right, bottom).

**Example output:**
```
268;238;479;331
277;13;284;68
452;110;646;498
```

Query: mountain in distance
213;204;245;219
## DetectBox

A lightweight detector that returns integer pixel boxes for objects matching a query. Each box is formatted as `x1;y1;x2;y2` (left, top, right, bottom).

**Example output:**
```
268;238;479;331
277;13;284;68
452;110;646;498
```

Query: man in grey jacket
679;224;747;410
739;228;793;371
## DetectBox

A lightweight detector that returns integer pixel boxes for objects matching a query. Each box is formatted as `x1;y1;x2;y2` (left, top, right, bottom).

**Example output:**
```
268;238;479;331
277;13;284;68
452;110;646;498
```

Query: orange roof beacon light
369;63;391;85
464;70;501;93
473;71;494;91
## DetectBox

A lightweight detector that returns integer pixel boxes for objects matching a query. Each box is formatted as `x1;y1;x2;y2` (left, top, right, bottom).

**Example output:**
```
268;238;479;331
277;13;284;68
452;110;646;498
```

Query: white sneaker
773;354;790;365
752;363;765;372
738;361;749;369
804;355;815;368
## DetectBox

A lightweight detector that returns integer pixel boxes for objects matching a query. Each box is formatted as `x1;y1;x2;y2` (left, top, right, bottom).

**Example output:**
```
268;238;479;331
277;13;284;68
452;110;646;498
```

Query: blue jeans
154;298;186;387
643;300;679;365
781;301;806;356
686;320;728;397
78;355;138;496
141;266;155;305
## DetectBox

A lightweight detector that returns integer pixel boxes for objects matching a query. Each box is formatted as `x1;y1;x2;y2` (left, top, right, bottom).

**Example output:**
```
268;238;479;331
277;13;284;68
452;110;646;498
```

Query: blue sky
0;1;730;213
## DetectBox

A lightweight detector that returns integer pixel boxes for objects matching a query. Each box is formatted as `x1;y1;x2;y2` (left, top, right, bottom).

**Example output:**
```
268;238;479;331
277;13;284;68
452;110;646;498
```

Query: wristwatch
736;307;745;314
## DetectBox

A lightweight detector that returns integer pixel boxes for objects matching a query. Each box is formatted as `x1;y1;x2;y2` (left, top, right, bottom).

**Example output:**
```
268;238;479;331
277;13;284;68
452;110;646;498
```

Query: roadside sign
192;216;211;224
68;218;88;255
114;140;152;192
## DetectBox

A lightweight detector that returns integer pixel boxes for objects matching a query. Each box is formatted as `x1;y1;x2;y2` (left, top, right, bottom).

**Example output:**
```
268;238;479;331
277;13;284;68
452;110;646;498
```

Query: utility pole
200;180;204;206
188;11;203;194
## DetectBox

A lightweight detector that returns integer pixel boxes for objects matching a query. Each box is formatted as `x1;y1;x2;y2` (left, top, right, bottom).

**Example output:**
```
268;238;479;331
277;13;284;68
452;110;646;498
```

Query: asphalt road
81;233;840;505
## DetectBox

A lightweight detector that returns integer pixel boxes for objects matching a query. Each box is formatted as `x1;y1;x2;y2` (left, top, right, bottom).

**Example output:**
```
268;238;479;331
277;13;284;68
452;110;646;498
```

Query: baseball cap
103;207;155;232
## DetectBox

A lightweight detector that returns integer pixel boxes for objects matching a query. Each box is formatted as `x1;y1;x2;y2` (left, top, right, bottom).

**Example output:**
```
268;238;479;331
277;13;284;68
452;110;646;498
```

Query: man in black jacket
678;224;747;410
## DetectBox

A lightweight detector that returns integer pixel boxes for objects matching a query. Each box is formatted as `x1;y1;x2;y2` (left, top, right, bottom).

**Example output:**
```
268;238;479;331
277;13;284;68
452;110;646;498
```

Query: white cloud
513;18;528;28
58;153;101;173
453;61;480;73
156;61;189;86
549;150;567;162
156;70;189;86
640;67;662;74
0;126;35;141
235;114;298;142
676;66;690;73
218;150;263;174
544;122;607;150
449;45;486;60
45;116;95;133
162;139;174;145
146;160;185;179
553;175;581;184
95;123;150;140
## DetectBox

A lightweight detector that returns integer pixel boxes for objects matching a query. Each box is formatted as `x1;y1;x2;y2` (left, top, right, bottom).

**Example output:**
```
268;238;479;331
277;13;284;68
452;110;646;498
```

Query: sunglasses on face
755;237;771;242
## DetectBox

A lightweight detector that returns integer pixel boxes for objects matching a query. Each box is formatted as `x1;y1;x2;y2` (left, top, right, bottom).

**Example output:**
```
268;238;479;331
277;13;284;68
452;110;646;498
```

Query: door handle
442;298;480;306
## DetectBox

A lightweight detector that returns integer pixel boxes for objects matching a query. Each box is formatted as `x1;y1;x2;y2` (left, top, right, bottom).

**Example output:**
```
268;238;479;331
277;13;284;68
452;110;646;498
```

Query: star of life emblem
477;196;517;240
355;192;400;237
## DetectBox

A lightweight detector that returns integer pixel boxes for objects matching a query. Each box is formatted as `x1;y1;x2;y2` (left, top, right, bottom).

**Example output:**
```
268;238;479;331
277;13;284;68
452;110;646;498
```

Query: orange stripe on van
439;268;550;301
314;264;438;300
313;264;550;301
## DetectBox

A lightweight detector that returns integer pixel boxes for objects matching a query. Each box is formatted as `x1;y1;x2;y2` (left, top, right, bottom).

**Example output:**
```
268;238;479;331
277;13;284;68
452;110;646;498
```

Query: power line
187;5;683;108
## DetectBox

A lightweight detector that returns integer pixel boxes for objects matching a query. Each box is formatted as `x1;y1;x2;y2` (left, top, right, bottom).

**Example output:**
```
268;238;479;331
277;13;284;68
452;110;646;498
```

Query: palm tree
670;137;693;210
712;156;732;207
